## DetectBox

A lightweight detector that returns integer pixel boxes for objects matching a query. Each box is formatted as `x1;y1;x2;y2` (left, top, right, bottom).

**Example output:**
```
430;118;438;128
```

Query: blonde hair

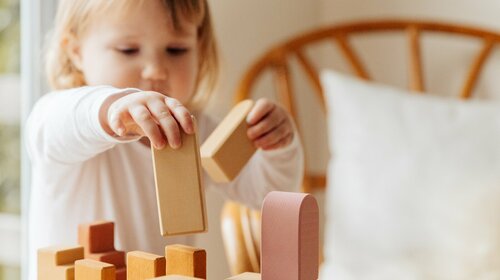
46;0;219;110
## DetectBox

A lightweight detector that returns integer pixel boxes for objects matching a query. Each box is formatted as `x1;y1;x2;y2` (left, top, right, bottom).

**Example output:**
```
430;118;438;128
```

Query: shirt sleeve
199;113;305;210
26;86;141;165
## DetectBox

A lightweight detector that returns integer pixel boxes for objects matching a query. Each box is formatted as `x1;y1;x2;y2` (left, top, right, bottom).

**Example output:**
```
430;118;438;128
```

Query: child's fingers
129;105;166;149
108;111;126;136
262;133;294;151
147;99;182;149
254;121;292;149
247;108;285;140
246;98;275;125
165;97;194;134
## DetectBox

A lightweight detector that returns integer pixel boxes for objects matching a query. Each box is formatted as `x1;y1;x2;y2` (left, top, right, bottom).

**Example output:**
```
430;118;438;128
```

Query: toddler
26;0;303;278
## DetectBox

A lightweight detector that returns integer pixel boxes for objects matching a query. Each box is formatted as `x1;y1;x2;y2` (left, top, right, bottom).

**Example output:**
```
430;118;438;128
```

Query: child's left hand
246;98;295;151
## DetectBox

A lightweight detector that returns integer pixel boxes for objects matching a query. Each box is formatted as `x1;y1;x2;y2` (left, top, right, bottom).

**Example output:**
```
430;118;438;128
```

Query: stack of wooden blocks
38;228;208;280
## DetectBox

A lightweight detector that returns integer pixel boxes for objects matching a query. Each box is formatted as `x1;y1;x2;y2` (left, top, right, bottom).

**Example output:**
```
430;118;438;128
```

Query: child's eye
116;48;139;55
167;47;188;56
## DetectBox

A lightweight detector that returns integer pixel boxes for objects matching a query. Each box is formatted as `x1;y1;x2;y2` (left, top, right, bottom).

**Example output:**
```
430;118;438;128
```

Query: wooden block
127;251;166;280
226;272;261;280
38;246;84;280
147;276;203;280
78;221;115;254
165;244;206;279
261;191;319;280
151;119;207;236
116;267;127;280
38;264;75;280
89;250;126;268
38;246;84;266
200;100;255;182
75;259;116;280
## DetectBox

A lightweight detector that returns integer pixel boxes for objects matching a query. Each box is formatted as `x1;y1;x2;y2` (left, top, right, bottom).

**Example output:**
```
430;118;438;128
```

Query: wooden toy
165;244;206;279
200;100;255;183
261;191;319;280
78;221;126;279
147;276;203;280
75;259;115;280
38;246;84;280
151;118;208;236
78;221;115;254
226;272;261;280
127;251;166;280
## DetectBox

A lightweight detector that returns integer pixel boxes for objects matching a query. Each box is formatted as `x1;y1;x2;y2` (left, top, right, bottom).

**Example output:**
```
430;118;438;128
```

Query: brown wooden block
116;267;127;280
75;259;116;280
261;191;319;280
147;276;203;280
89;250;126;269
200;100;255;182
165;245;206;279
38;264;75;280
151;119;207;236
127;251;166;280
226;272;261;280
78;221;115;254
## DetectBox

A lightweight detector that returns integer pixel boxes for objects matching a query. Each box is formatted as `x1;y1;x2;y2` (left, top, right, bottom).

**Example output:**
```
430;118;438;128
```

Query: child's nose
142;62;167;81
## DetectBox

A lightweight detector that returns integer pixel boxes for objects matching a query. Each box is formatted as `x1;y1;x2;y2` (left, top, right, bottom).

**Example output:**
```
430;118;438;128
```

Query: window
0;0;20;279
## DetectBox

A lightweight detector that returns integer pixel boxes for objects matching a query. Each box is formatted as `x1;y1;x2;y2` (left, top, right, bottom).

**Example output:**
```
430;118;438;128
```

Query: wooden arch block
261;191;319;280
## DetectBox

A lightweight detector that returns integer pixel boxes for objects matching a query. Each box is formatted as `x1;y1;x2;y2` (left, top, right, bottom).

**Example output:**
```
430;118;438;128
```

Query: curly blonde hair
46;0;218;109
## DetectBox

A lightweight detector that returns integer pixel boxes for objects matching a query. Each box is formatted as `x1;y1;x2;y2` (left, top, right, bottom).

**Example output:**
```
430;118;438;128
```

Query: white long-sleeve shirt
26;86;303;279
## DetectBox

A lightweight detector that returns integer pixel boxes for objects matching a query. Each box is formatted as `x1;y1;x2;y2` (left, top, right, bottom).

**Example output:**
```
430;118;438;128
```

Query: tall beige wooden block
151;119;207;236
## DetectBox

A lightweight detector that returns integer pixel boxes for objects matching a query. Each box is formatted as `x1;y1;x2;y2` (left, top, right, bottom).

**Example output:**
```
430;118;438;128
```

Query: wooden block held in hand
201;99;255;182
151;119;207;236
127;251;166;280
165;244;206;279
78;221;115;254
75;259;116;280
261;191;319;280
226;272;261;280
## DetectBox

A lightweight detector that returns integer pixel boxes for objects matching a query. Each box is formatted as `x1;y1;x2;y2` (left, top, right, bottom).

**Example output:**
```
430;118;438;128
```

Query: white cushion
320;70;500;280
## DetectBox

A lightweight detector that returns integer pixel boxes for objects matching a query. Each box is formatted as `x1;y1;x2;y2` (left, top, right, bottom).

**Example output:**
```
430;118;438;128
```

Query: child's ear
63;33;84;71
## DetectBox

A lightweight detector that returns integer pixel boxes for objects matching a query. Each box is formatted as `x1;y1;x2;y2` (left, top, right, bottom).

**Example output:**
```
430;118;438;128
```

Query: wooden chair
221;19;500;276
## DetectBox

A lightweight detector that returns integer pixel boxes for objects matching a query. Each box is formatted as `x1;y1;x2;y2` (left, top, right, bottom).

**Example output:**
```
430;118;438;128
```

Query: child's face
72;0;200;103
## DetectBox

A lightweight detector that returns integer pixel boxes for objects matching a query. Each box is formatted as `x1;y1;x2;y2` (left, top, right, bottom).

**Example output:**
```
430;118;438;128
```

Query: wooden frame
233;19;500;193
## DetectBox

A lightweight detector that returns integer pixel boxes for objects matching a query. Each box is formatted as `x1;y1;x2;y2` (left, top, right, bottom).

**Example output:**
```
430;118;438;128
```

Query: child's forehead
93;0;199;34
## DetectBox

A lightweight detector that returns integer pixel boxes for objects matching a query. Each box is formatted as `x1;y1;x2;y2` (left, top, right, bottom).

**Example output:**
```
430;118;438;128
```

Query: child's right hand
102;91;194;150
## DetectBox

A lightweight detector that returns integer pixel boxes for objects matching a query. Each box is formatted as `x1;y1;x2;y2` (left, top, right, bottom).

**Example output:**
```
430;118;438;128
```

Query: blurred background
2;0;500;279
